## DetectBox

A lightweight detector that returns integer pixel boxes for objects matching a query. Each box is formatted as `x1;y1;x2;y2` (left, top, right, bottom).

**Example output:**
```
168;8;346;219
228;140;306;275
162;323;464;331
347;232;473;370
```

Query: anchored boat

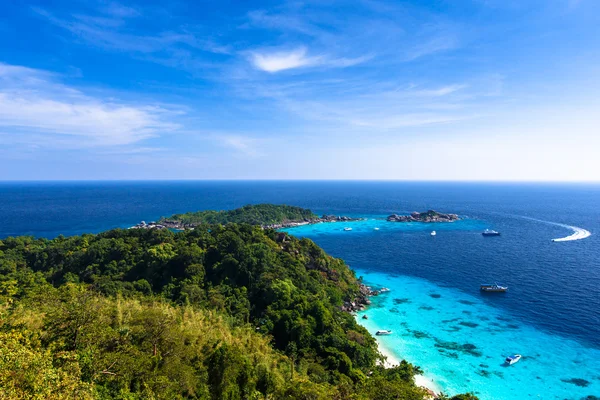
480;283;508;292
482;229;501;236
375;330;392;336
505;354;522;365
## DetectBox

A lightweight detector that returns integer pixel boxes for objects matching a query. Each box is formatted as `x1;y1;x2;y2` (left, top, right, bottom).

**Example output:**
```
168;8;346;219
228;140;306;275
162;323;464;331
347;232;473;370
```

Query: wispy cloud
249;47;371;73
31;3;232;71
216;134;263;157
0;63;181;148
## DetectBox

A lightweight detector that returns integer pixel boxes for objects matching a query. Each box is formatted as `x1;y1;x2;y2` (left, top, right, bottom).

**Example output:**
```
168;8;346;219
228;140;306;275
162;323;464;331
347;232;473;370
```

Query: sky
1;0;599;181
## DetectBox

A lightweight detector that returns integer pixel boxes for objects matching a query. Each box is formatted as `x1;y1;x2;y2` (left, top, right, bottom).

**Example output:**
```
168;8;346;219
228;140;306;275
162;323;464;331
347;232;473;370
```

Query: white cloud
250;47;320;72
0;63;180;147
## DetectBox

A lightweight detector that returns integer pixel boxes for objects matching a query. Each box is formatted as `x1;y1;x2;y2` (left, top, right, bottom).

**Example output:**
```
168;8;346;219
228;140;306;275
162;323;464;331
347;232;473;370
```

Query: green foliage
162;204;318;225
0;223;478;399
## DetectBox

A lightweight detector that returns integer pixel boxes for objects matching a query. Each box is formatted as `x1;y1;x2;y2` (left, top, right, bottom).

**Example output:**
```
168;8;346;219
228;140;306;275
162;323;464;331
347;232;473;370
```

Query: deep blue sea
1;181;599;399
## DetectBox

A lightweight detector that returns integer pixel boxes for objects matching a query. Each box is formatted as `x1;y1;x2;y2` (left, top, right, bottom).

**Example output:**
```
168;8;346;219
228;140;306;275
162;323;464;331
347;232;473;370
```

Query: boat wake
550;224;591;242
518;216;591;242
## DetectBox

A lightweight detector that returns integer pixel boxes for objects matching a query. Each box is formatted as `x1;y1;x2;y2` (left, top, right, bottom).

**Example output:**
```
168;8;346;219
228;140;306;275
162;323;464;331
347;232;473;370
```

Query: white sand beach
377;339;442;397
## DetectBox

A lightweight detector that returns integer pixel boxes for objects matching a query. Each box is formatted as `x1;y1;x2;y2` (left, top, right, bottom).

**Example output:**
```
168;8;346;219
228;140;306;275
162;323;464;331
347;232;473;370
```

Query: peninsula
387;210;459;223
0;219;474;399
132;204;361;230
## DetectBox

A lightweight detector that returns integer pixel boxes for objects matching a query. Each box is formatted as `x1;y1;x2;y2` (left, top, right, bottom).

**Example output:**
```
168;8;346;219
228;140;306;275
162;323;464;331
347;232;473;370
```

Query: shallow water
355;271;600;399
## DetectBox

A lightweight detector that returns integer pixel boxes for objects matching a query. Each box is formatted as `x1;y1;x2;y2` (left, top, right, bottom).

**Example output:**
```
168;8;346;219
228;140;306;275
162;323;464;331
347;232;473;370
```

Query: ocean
1;181;599;399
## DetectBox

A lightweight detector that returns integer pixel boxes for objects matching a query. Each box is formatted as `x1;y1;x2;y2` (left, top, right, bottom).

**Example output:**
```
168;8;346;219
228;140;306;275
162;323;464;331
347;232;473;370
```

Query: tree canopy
0;224;477;399
161;204;318;226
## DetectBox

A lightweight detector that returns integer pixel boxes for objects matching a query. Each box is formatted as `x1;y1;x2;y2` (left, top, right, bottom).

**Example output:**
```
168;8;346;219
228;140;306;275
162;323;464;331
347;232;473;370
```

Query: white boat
505;354;522;365
431;231;437;236
344;227;352;231
480;283;508;292
374;227;380;231
375;330;392;336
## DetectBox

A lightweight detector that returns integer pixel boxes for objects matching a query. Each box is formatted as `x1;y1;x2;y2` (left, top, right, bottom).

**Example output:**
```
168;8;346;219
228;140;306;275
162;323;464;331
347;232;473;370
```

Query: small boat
375;330;392;336
480;283;508;292
431;231;437;236
344;227;352;231
505;354;522;365
379;287;390;293
482;229;501;236
374;227;380;231
362;315;368;319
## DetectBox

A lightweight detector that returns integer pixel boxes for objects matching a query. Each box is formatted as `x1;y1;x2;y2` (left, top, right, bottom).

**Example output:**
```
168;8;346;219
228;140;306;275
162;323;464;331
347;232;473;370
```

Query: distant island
132;204;361;230
387;210;459;223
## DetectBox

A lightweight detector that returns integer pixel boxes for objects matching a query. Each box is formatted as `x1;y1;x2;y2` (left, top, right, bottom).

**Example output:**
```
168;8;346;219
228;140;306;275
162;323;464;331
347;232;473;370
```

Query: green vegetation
161;204;318;226
0;224;477;399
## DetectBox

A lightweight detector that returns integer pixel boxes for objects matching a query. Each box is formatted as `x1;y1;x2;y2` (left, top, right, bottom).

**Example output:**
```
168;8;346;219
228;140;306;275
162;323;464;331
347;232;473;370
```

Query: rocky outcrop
387;210;459;223
136;214;364;231
342;284;389;313
129;221;168;230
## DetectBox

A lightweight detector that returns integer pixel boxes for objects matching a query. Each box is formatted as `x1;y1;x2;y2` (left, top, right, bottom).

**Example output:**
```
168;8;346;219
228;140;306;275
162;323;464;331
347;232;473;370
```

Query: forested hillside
0;225;474;399
161;204;318;226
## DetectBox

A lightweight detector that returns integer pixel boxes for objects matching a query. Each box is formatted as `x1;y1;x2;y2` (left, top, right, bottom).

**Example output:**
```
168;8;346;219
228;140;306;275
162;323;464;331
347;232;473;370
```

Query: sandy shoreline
376;338;442;396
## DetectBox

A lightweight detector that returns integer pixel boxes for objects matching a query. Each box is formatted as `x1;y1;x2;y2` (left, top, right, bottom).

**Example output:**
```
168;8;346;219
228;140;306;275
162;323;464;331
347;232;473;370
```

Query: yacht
505;354;522;365
480;283;508;292
344;227;352;231
375;330;392;336
431;231;437;236
482;229;501;236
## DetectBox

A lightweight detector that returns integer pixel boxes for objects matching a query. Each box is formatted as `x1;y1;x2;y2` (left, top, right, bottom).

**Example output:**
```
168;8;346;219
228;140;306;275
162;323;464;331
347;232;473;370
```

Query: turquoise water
355;271;600;400
284;217;600;399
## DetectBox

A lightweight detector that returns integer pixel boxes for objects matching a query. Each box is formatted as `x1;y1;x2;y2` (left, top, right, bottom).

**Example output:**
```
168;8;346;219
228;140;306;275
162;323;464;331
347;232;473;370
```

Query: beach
366;321;442;396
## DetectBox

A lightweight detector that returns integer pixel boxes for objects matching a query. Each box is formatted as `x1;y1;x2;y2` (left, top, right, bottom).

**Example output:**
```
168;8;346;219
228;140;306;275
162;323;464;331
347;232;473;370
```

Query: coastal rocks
386;210;459;223
342;284;385;313
129;221;167;230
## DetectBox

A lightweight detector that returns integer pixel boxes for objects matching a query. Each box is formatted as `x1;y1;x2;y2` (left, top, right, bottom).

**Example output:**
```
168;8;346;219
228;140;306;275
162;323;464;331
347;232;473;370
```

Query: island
387;210;459;223
131;204;361;230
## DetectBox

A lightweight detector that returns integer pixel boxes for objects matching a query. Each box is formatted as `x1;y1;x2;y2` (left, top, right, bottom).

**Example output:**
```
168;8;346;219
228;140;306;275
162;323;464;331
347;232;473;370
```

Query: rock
387;210;459;223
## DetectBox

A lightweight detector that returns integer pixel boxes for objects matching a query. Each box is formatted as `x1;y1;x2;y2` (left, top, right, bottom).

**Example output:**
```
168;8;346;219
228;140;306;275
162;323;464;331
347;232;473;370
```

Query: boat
480;283;508;292
430;231;437;236
362;314;368;319
374;227;380;231
375;330;392;336
482;229;501;236
505;354;522;365
379;287;390;293
344;227;352;231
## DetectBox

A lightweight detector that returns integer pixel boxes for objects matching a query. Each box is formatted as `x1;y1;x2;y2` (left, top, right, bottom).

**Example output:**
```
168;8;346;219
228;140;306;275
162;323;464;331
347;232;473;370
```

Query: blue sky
1;0;599;180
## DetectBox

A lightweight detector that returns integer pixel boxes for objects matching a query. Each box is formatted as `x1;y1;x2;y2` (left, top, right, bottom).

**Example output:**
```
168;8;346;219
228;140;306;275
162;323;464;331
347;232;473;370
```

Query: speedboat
344;227;352;231
374;227;380;231
480;283;508;292
431;231;437;236
505;354;522;365
376;330;392;336
379;287;390;292
482;229;501;236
